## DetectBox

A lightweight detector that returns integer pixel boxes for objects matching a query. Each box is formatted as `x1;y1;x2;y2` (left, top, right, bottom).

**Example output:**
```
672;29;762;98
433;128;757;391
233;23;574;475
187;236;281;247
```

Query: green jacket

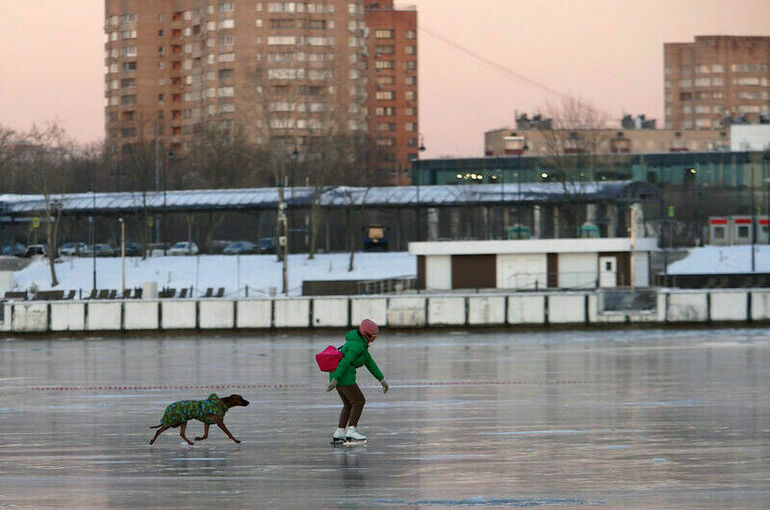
330;329;384;386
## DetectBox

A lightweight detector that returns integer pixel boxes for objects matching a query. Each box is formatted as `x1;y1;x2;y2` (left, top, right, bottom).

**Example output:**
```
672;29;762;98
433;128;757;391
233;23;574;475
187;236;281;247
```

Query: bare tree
535;96;624;237
18;123;74;287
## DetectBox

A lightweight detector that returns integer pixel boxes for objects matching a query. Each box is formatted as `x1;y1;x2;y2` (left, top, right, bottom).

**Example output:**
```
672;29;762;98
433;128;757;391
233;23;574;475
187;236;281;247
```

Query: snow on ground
667;245;770;274
12;252;416;297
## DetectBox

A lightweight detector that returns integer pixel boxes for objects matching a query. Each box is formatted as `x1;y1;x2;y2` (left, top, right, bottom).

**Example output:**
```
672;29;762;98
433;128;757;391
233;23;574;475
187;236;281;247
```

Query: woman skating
326;319;388;443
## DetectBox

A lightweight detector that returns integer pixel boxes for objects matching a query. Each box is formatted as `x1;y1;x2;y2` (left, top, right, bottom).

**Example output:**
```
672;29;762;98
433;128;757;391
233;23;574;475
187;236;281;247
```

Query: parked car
24;244;47;257
122;242;141;257
168;241;199;256
1;243;26;257
59;242;87;256
82;244;114;257
223;241;256;255
257;237;276;254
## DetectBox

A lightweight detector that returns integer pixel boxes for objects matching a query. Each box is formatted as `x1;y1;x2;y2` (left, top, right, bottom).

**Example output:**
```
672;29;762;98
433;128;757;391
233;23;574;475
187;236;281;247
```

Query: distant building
730;125;770;151
664;36;770;130
363;0;419;185
103;0;418;184
484;127;730;157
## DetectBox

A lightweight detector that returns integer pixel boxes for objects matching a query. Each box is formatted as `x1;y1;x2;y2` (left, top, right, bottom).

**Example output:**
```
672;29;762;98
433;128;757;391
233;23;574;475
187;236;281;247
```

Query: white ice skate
344;426;367;446
330;427;347;445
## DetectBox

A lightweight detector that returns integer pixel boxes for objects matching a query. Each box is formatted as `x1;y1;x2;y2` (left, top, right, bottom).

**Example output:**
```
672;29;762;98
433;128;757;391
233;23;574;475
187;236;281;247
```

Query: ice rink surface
1;328;769;509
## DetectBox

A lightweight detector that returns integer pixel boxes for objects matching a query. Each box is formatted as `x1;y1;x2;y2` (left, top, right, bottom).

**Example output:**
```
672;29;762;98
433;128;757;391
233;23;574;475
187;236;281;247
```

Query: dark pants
336;383;366;428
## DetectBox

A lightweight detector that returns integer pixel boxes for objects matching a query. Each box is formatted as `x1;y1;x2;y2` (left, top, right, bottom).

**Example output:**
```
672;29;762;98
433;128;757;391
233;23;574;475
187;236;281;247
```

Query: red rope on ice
30;380;605;391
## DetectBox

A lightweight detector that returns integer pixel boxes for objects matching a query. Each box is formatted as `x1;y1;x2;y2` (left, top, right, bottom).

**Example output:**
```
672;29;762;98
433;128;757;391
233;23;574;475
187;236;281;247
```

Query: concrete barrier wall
548;294;586;324
0;304;9;331
12;303;48;332
750;291;770;321
236;300;272;329
8;289;770;334
87;302;122;331
199;300;235;329
124;301;159;330
710;291;747;322
351;298;387;327
162;301;197;330
50;302;86;331
508;295;545;325
387;297;426;327
667;292;708;322
468;296;506;325
312;298;349;327
427;297;466;326
274;299;310;328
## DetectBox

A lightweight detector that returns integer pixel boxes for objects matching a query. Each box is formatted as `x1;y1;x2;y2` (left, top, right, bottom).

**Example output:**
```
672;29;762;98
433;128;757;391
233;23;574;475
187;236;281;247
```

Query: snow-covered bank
12;252;416;297
667;245;770;274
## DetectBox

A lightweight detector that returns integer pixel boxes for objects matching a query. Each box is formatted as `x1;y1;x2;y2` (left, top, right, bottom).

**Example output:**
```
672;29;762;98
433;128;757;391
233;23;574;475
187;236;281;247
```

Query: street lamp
118;218;125;297
517;140;529;238
89;186;96;291
414;134;426;242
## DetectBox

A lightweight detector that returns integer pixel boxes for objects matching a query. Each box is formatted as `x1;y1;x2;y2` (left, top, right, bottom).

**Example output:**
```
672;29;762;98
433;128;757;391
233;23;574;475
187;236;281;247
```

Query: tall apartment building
104;1;368;163
664;36;770;130
363;0;418;185
104;0;418;185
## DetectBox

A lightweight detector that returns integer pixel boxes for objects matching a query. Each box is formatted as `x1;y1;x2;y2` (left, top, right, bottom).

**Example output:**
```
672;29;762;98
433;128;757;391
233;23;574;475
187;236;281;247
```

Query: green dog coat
159;393;228;427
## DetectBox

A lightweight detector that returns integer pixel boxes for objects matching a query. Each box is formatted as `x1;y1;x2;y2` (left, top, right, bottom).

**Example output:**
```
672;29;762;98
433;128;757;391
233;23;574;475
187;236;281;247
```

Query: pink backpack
316;345;343;372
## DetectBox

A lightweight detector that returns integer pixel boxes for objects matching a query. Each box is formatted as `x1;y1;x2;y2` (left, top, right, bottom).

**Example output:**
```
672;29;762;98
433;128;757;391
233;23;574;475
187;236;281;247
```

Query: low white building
730;125;770;151
409;238;658;291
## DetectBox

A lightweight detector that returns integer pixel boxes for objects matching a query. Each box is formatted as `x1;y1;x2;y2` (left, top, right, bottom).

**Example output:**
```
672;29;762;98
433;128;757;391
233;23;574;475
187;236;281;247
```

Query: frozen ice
1;327;769;508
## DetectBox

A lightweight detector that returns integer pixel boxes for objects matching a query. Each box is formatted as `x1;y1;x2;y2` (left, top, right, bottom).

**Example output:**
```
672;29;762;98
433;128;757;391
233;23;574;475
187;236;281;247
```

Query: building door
599;256;617;288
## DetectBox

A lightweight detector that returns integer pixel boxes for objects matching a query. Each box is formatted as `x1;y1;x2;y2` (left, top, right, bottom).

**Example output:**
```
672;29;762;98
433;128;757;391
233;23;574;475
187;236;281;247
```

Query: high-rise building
664;36;770;130
363;0;418;185
104;1;371;166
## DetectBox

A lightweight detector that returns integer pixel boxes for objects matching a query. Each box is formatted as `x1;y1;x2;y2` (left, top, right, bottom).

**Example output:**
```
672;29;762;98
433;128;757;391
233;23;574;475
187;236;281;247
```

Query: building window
375;29;393;39
405;45;415;55
376;138;394;147
158;94;164;102
268;2;296;13
406;29;415;39
218;69;235;80
712;64;723;73
678;79;692;87
121;61;137;72
217;86;235;97
376;45;394;55
375;106;395;116
121;29;137;39
405;90;415;101
121;46;137;57
376;122;395;131
375;91;395;100
405;122;416;132
268;35;296;45
220;35;235;46
121;78;136;88
694;78;710;87
405;107;417;116
121;95;137;105
120;13;136;24
376;75;395;86
375;60;394;70
219;19;235;29
219;2;235;12
405;60;416;71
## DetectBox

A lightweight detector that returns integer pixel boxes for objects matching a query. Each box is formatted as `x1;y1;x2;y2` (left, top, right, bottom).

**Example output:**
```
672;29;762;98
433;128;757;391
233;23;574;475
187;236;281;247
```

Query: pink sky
1;0;769;158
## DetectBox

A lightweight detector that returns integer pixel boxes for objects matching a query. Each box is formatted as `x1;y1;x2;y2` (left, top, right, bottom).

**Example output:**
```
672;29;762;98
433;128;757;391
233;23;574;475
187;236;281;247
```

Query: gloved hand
326;378;337;392
381;379;389;394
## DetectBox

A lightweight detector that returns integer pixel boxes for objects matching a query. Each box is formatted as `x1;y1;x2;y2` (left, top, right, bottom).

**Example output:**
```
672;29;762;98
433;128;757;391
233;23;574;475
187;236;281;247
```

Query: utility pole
279;176;288;294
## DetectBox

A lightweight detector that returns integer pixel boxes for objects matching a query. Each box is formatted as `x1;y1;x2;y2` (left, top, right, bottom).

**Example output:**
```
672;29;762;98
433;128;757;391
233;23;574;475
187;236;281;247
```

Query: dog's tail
149;424;163;429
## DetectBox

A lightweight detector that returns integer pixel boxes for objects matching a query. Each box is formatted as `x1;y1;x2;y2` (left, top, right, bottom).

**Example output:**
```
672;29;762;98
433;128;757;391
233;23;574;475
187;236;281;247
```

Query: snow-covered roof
0;180;656;217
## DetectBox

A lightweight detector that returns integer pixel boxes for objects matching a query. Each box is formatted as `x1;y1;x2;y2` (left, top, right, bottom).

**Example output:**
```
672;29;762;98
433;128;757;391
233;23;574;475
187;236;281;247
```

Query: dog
149;393;249;445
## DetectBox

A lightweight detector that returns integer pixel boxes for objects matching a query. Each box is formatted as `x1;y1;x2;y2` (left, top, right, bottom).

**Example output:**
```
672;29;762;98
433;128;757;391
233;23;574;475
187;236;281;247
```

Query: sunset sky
1;0;769;158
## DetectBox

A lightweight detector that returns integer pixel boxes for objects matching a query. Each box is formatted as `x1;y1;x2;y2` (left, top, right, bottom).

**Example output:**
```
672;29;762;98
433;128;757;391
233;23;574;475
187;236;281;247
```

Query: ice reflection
0;328;768;508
